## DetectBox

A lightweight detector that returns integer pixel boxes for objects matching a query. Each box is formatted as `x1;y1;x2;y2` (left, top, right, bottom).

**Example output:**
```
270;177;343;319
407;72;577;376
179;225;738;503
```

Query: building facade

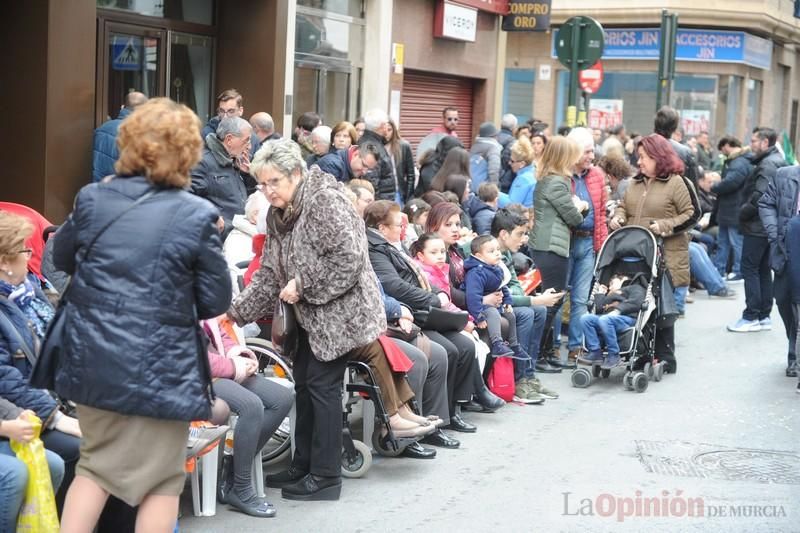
504;0;800;144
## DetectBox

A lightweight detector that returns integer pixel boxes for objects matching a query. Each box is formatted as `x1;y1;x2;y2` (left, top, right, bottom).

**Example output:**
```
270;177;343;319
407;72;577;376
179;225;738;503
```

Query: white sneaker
727;318;762;333
759;318;773;330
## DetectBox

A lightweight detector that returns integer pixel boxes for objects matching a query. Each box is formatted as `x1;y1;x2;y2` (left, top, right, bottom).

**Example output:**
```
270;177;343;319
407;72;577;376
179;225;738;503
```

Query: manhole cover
692;450;800;484
634;440;800;485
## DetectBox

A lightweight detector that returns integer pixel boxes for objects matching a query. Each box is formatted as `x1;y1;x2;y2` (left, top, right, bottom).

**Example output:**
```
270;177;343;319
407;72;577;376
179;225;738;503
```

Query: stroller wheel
341;440;372;478
653;362;665;382
371;429;404;458
644;362;653;379
601;368;611;379
571;368;592;388
592;364;602;378
623;371;634;390
632;372;649;393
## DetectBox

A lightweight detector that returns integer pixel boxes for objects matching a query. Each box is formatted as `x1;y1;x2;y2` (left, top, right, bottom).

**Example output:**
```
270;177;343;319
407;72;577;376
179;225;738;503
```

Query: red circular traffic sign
579;61;604;94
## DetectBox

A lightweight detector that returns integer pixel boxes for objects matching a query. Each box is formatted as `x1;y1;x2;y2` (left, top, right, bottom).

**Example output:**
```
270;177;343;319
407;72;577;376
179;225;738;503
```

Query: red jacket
571;167;608;252
0;202;52;280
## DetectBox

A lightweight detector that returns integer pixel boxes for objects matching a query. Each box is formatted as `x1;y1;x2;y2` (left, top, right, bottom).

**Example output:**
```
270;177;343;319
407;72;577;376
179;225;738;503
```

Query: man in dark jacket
712;136;752;280
654;106;699;184
497;113;517;175
358;109;398;201
191;116;254;239
728;127;788;334
250;112;281;143
316;144;380;182
758;164;800;377
92;91;147;182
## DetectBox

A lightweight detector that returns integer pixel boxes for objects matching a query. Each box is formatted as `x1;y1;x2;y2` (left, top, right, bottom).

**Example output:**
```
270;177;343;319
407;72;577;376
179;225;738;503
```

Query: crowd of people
1;87;798;532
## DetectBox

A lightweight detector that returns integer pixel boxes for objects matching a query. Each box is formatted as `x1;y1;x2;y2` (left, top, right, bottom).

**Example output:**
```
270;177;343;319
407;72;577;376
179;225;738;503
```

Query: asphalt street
180;288;799;533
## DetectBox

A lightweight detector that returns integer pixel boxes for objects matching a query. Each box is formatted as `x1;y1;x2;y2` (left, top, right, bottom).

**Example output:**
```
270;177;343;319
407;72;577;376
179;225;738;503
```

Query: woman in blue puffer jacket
55;98;232;533
500;136;537;209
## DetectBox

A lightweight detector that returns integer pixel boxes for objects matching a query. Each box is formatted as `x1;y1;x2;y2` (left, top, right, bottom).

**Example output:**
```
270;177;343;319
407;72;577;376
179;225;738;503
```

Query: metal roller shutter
400;70;475;157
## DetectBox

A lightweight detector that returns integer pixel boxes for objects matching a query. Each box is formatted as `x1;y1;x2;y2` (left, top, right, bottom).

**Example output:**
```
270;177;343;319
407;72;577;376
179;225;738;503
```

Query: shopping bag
9;415;60;533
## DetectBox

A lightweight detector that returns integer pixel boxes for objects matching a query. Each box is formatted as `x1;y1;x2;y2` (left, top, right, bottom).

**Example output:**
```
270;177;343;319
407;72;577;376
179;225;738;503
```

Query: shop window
503;69;534;123
169;33;213;123
747;79;763;136
672;75;717;137
297;0;364;18
97;0;215;25
718;75;742;140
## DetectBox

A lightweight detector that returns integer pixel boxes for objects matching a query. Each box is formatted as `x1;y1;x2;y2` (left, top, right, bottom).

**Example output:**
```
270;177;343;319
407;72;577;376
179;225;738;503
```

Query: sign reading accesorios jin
502;0;551;31
550;27;772;70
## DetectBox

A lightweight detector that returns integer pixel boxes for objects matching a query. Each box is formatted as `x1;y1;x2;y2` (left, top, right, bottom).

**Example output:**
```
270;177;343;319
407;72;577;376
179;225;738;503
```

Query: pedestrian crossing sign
112;36;141;71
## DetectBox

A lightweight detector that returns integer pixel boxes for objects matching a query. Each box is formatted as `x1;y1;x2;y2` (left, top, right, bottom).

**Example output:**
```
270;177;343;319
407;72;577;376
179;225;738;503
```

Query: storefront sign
434;1;478;42
451;0;509;15
589;99;623;130
679;109;711;136
502;0;550;31
551;28;772;70
112;36;141;71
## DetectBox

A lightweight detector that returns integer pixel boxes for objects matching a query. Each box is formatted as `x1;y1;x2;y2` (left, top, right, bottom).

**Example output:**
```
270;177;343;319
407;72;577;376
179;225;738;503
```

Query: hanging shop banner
551;28;772;70
502;0;551;31
434;1;478;42
589;99;623;130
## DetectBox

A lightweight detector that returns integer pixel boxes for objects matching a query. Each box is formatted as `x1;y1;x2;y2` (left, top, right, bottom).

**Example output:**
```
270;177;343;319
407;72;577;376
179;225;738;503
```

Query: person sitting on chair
579;272;646;369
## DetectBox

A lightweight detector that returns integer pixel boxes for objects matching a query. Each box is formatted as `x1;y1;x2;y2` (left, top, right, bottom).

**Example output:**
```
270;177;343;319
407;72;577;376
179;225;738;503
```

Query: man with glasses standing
201;88;261;158
430;106;460;138
191;116;255;239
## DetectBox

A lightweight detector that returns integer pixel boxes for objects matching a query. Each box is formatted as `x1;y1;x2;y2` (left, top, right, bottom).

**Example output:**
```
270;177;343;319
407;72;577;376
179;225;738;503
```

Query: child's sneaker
490;340;514;357
601;353;620;370
578;350;604;365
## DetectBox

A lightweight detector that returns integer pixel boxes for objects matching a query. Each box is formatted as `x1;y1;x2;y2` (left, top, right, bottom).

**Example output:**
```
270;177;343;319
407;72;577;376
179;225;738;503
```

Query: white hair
501;113;518;131
363;109;389;131
250;138;307;179
245;191;269;224
567;127;595;150
311;125;332;144
216;116;251;140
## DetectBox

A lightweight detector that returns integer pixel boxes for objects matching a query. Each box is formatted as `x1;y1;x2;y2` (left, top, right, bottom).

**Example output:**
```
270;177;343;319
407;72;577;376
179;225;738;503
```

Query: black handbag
31;188;157;390
656;267;679;328
271;299;298;356
413;306;469;332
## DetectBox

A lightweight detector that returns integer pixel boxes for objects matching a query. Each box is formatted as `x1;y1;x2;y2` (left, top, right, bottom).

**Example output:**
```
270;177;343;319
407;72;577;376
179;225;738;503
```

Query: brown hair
115;98;203;188
536;136;581;181
478;182;499;203
217;88;242;107
331;121;358;147
424;202;463;234
430;147;471;192
349;178;375;195
0;212;33;259
363;200;400;229
597;156;635;180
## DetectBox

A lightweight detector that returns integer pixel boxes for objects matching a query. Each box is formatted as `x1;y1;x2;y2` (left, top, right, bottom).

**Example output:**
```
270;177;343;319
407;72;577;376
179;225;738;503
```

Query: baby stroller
571;226;669;393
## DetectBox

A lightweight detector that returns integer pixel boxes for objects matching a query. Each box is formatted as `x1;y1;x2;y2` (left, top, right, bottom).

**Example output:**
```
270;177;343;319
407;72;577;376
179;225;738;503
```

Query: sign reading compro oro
502;0;551;32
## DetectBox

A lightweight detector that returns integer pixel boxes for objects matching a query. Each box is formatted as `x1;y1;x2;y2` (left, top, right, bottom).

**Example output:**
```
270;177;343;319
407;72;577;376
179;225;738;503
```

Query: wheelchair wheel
371;429;404;458
246;338;295;465
341;440;372;478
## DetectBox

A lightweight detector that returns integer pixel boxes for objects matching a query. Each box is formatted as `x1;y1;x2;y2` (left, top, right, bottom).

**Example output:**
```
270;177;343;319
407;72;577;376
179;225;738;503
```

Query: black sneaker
786;361;798;378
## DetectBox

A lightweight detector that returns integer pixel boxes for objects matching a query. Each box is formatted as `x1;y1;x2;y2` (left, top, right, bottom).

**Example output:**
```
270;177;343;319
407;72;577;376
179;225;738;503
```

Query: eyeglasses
256;176;286;191
217;107;240;117
446;117;459;122
14;249;32;258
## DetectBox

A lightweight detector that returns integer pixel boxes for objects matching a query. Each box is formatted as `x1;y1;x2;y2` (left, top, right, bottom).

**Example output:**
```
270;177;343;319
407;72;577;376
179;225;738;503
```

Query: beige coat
614;174;695;287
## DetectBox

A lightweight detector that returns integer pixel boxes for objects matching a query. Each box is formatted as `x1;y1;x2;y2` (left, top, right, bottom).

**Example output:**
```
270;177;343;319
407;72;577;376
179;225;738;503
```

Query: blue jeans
690;241;726;294
674;286;688;314
714;225;743;276
0;441;64;531
580;313;636;356
513;305;547;381
567;236;596;351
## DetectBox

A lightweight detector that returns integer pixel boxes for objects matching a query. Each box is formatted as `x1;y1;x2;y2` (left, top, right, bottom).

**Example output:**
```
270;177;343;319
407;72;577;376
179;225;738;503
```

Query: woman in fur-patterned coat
228;139;385;501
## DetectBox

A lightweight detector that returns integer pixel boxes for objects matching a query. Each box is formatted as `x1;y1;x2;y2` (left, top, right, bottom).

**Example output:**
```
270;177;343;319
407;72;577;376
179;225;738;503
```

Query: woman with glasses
502;136;537;209
0;212;80;522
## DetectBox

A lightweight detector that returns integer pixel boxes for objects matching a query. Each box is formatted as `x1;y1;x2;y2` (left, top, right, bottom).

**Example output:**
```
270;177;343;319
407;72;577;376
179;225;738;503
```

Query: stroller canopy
595;226;658;278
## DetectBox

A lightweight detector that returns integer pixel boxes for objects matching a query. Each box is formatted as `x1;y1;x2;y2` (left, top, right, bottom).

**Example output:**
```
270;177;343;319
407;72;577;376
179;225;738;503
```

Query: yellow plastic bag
9;415;60;533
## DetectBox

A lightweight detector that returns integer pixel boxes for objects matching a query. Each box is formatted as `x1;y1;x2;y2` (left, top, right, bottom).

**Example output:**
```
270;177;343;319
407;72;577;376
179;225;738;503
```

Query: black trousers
774;269;797;362
741;235;773;321
423;330;478;416
531;250;569;355
291;328;349;478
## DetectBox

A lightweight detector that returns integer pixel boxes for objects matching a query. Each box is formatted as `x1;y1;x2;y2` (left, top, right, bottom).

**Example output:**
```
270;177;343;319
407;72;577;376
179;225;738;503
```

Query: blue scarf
0;278;55;339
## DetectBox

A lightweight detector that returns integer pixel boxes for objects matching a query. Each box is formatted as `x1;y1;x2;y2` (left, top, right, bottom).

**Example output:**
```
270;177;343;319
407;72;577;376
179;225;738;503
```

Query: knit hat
479;122;498;137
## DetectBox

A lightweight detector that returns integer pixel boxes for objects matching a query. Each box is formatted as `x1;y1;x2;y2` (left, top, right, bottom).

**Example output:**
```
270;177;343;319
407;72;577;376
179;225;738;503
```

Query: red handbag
487;356;515;402
377;336;414;373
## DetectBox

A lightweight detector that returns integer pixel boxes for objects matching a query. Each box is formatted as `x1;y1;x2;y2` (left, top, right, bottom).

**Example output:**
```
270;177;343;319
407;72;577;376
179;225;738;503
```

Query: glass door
97;22;166;123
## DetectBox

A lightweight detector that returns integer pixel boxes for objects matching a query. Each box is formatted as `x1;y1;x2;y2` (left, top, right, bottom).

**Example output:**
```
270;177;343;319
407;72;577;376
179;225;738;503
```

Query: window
97;0;215;25
169;33;213;123
746;79;763;136
297;0;364;18
503;69;534;123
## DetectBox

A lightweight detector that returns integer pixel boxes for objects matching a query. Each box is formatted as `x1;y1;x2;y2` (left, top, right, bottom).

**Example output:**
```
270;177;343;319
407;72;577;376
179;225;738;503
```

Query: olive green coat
529;174;585;258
